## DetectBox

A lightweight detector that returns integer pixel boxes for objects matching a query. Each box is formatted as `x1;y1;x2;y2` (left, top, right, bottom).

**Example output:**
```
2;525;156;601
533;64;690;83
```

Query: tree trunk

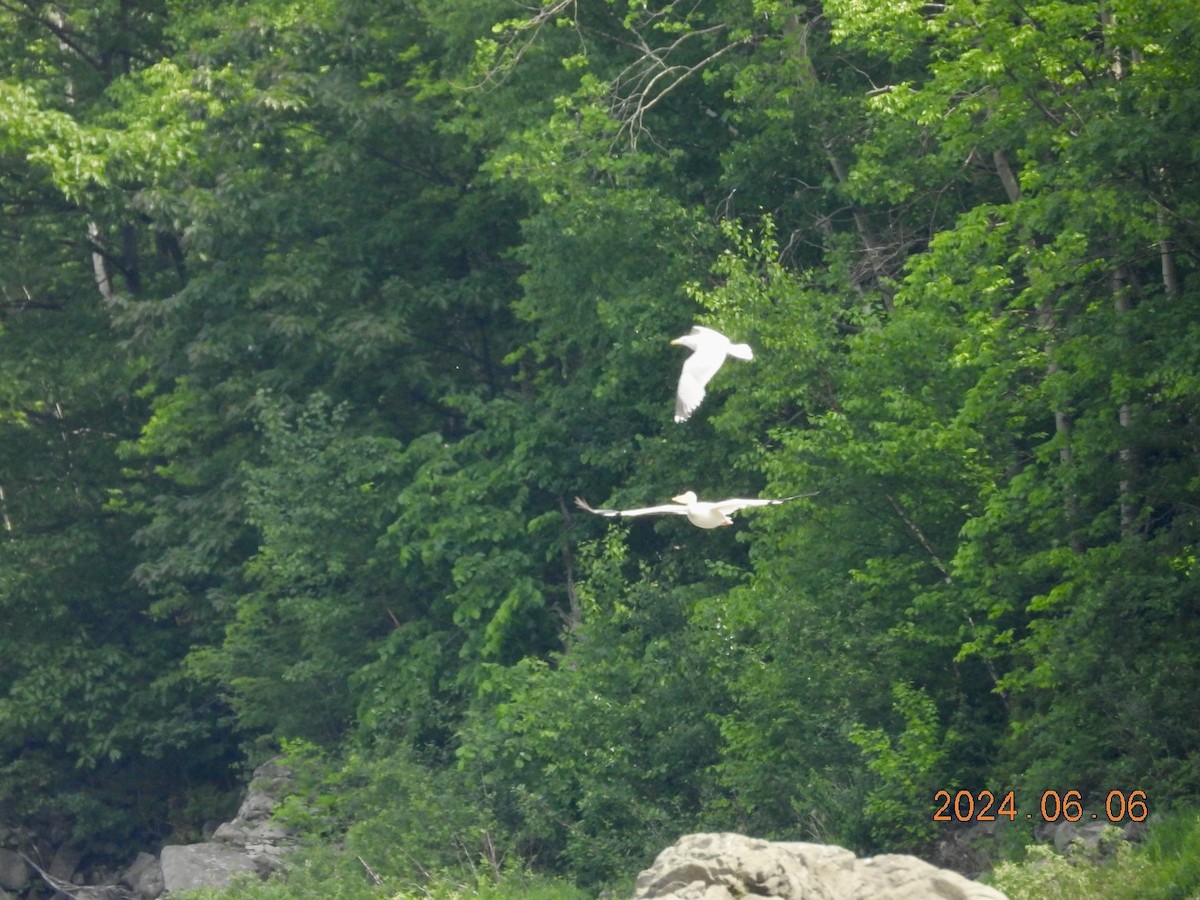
1113;268;1136;536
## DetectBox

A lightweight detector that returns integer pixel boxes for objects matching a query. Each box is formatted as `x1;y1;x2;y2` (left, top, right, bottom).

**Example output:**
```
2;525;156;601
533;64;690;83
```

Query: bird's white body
575;490;813;529
671;325;753;423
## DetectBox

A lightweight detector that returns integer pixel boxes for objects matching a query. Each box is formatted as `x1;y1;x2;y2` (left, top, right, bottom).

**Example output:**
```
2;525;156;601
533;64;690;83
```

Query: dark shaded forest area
2;0;1198;892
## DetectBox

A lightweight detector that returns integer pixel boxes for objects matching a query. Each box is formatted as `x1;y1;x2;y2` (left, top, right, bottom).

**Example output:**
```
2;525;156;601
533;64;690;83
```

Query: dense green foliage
2;0;1198;893
183;808;1200;899
990;810;1200;899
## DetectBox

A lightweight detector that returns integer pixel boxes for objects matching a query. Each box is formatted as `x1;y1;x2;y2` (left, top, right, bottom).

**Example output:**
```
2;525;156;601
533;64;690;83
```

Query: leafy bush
848;683;948;848
269;741;512;890
989;809;1200;900
184;859;590;900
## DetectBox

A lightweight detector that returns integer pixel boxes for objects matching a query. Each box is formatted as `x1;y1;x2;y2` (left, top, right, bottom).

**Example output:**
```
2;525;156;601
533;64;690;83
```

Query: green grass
988;809;1200;900
178;807;1200;900
180;856;593;900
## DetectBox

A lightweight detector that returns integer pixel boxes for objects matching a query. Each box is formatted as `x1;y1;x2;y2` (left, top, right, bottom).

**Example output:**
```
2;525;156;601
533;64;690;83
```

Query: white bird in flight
671;325;753;423
574;490;816;529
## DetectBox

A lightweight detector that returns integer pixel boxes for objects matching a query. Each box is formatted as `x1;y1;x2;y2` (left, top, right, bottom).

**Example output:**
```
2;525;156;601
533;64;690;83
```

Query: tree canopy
1;0;1198;890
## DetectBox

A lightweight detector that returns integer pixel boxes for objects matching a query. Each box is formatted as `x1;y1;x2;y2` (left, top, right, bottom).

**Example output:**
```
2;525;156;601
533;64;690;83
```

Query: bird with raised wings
671;325;753;423
575;490;815;529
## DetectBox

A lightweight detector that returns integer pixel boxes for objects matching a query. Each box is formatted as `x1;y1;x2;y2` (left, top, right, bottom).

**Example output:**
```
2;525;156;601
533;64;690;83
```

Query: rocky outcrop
157;757;296;894
208;757;296;874
634;832;1007;900
1040;818;1147;855
0;759;296;899
160;843;258;893
122;851;165;900
0;848;30;893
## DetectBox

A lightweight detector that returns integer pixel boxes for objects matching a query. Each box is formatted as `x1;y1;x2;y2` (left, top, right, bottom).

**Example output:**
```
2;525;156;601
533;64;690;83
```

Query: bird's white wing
675;350;726;423
575;497;689;518
726;341;754;361
712;493;819;514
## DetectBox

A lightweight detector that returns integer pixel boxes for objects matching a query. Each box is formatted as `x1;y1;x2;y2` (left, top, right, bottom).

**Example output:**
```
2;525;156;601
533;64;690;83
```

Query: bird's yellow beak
670;337;682;345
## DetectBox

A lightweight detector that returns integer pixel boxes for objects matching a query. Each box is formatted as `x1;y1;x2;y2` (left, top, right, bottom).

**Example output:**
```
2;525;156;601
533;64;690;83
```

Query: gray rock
49;843;84;883
210;757;295;874
202;763;294;883
0;849;29;891
1122;819;1149;842
159;843;257;893
1049;820;1124;855
634;833;1007;900
134;757;297;897
121;851;164;900
54;888;128;900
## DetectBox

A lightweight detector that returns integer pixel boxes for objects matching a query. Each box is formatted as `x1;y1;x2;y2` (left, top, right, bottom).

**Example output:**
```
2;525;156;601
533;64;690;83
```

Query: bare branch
884;492;951;582
0;284;64;314
470;0;579;89
0;0;104;70
19;852;134;899
357;856;383;886
609;25;748;147
557;494;581;632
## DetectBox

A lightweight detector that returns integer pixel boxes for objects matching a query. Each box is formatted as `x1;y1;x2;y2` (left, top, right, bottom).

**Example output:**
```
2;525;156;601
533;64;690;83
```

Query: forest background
1;0;1198;893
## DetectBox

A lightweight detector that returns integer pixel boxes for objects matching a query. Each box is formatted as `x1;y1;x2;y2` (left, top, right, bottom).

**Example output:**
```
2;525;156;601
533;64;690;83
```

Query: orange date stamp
933;789;1148;823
